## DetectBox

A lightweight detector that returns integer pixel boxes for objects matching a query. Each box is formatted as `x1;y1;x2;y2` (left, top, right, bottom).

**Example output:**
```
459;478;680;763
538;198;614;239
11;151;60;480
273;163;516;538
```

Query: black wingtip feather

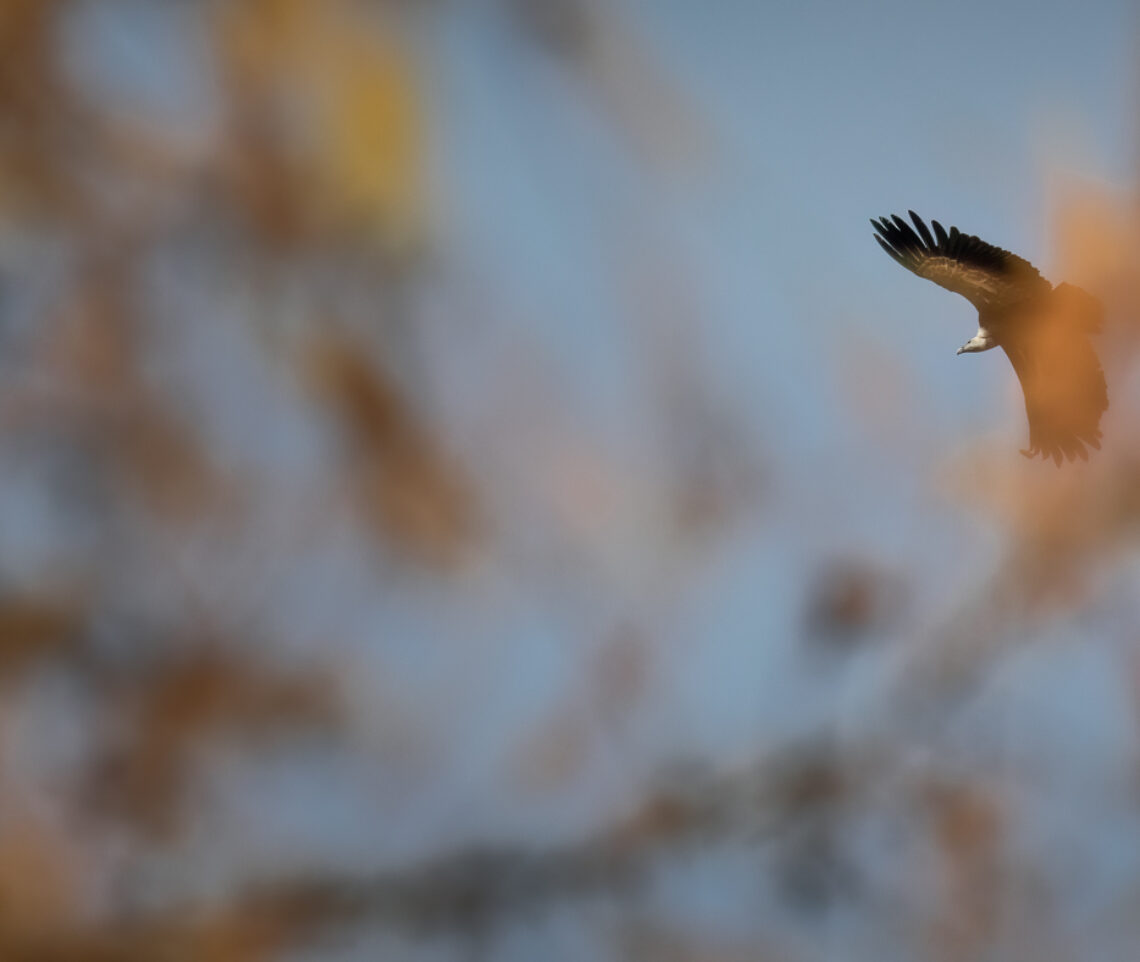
891;214;925;250
908;211;935;247
874;235;906;265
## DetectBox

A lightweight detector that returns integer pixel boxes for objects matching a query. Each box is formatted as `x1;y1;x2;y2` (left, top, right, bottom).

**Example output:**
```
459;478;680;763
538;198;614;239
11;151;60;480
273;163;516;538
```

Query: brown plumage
872;211;1107;465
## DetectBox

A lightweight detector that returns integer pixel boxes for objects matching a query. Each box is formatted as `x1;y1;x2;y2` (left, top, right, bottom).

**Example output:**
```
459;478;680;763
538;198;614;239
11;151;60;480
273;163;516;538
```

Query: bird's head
957;333;996;355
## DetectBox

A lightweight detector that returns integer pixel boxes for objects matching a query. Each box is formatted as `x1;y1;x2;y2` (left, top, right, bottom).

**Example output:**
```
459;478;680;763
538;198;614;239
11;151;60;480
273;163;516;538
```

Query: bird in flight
871;211;1107;464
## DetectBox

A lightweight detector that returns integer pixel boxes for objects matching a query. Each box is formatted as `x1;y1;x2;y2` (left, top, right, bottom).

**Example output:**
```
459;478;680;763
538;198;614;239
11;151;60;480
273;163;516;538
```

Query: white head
957;330;996;354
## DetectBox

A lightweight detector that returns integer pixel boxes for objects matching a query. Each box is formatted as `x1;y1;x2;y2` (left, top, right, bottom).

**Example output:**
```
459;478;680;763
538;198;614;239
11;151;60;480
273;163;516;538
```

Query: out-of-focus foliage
0;1;758;958
0;1;1138;961
302;333;479;566
215;0;427;250
804;558;904;648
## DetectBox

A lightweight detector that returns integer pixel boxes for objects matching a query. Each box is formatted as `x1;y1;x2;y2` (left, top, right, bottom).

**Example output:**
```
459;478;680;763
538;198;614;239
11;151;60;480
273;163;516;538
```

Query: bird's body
872;211;1107;464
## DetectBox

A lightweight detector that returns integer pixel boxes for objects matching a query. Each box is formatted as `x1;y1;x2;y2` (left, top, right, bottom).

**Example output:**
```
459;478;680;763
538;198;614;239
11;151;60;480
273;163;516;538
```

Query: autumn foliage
0;3;1138;961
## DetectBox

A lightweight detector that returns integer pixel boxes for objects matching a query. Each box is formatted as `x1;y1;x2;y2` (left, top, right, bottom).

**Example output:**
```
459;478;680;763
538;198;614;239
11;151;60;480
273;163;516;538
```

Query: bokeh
1;1;1139;960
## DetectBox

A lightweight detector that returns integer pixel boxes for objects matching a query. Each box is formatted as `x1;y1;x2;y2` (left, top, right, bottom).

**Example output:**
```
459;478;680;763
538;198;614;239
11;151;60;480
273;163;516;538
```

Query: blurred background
1;0;1140;959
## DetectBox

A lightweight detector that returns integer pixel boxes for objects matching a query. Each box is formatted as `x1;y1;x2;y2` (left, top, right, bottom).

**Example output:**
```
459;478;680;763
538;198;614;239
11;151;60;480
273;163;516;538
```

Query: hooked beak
956;346;965;355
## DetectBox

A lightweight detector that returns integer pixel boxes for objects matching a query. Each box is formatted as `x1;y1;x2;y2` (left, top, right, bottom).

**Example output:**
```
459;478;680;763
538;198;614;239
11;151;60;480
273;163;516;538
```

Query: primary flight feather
872;211;1107;465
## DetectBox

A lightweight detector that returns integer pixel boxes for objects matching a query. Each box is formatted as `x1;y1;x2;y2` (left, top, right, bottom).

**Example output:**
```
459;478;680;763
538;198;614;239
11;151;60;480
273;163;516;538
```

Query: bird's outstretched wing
871;211;1049;310
1001;293;1108;465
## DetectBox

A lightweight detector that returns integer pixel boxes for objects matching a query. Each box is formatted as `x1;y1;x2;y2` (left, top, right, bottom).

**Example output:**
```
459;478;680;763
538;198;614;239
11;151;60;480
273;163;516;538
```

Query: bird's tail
1052;282;1103;334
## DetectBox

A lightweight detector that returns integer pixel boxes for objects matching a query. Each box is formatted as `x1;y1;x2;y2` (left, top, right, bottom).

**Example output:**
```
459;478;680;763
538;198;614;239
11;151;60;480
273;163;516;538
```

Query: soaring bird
871;211;1107;464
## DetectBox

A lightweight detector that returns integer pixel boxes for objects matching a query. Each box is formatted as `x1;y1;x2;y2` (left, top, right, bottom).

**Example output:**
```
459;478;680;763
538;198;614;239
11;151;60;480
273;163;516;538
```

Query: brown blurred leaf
591;624;650;723
0;809;81;940
0;0;87;220
924;782;1003;962
86;646;341;838
0;592;83;678
17;259;231;520
804;559;903;649
214;0;427;250
512;706;590;794
304;334;479;566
